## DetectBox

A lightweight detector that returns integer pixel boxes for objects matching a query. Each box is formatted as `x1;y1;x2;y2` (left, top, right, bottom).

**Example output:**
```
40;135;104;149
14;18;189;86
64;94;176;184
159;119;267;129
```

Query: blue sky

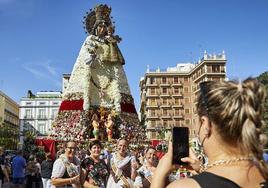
0;0;267;109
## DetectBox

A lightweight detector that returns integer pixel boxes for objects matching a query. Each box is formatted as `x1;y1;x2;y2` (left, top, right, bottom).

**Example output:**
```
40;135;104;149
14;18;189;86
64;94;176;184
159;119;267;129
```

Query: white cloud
45;62;58;77
22;60;62;88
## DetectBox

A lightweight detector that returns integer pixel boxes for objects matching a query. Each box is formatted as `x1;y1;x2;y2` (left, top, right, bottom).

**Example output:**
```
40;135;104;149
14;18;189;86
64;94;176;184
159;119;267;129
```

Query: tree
257;71;268;138
23;131;45;160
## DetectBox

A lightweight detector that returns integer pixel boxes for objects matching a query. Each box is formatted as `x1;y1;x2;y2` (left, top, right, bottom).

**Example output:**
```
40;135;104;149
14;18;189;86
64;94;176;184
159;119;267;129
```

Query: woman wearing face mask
134;147;157;188
106;138;138;188
151;78;268;188
81;140;109;188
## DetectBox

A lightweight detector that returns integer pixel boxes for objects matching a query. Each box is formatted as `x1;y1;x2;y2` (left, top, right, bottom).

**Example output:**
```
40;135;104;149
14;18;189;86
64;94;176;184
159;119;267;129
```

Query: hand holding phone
172;127;189;165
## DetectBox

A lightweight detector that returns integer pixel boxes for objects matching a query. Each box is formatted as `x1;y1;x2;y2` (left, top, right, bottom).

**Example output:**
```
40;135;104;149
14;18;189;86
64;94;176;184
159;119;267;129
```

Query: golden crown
83;4;112;34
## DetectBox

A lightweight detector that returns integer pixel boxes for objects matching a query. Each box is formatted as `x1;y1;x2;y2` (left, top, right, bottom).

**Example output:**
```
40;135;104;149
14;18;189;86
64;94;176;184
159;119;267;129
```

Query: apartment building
19;91;62;142
140;51;227;140
0;91;19;149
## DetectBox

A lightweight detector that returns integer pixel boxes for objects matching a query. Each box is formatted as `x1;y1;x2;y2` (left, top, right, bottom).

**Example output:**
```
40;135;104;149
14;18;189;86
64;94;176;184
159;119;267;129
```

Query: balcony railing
23;115;33;119
37;115;47;119
174;114;184;118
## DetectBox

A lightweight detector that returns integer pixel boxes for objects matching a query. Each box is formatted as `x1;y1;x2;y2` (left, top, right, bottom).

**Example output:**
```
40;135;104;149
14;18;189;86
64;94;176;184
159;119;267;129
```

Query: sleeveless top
191;172;268;188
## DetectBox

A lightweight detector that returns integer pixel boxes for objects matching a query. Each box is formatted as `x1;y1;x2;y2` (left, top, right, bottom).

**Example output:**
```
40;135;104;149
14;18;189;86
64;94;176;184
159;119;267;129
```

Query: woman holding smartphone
151;78;268;188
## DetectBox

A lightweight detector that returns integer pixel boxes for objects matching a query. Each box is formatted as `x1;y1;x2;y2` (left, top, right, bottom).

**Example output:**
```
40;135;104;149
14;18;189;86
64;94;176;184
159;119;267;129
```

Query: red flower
59;100;84;111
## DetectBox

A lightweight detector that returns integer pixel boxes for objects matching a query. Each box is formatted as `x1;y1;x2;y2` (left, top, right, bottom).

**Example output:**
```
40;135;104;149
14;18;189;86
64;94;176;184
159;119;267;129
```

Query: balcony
147;114;159;119
161;103;170;108
37;115;47;119
160;92;170;97
146;102;159;108
161;113;172;119
23;115;33;119
173;114;184;119
160;82;169;86
172;92;183;97
146;93;158;98
173;103;184;108
172;81;183;86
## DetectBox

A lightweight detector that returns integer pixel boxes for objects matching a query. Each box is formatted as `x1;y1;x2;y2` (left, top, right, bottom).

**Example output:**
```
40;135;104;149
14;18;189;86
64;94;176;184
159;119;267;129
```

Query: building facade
62;73;71;93
0;91;20;149
19;91;62;143
140;51;227;140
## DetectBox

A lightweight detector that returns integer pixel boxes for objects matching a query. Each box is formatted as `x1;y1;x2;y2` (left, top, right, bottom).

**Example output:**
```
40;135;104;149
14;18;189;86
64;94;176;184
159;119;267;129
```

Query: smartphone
172;127;189;165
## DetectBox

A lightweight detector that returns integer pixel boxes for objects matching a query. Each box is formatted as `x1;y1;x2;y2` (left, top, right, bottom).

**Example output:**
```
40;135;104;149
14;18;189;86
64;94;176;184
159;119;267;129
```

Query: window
150;109;155;116
163;120;168;126
152;132;157;139
212;65;220;73
39;102;45;105
162;98;167;105
185;119;190;125
175;109;180;115
174;98;180;105
184;87;188;92
175;120;180;126
162;77;166;84
150;88;156;95
52;109;58;119
162;88;167;94
25;109;32;118
174;77;178;83
38;123;46;134
26;102;32;105
174;87;179;94
38;109;46;119
52;102;58;105
185;98;190;103
151;120;156;127
150;98;156;105
150;77;155;84
185;108;190;114
163;109;168;116
184;77;188;82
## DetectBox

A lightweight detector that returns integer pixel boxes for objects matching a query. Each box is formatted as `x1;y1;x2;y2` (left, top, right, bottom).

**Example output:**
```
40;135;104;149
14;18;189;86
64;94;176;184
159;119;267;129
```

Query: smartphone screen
172;127;189;165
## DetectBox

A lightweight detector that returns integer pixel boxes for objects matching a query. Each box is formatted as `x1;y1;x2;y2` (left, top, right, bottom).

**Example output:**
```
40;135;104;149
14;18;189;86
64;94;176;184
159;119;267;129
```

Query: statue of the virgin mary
51;4;143;142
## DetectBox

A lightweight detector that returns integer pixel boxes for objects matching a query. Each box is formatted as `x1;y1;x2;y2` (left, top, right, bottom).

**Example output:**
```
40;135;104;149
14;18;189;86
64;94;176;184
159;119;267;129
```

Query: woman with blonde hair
151;78;268;188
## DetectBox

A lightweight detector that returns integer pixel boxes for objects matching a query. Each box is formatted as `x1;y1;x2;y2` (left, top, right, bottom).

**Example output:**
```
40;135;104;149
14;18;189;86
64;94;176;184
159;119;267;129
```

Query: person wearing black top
151;78;268;188
41;153;54;188
80;140;109;188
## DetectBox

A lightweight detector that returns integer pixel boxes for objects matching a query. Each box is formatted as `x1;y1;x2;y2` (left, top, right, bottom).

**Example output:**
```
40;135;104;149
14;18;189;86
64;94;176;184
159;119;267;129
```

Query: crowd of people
0;138;161;188
0;78;268;188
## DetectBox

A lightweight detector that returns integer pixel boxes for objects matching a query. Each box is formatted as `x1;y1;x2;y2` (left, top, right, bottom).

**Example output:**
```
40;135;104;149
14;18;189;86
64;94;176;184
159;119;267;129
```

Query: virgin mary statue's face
96;23;107;37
